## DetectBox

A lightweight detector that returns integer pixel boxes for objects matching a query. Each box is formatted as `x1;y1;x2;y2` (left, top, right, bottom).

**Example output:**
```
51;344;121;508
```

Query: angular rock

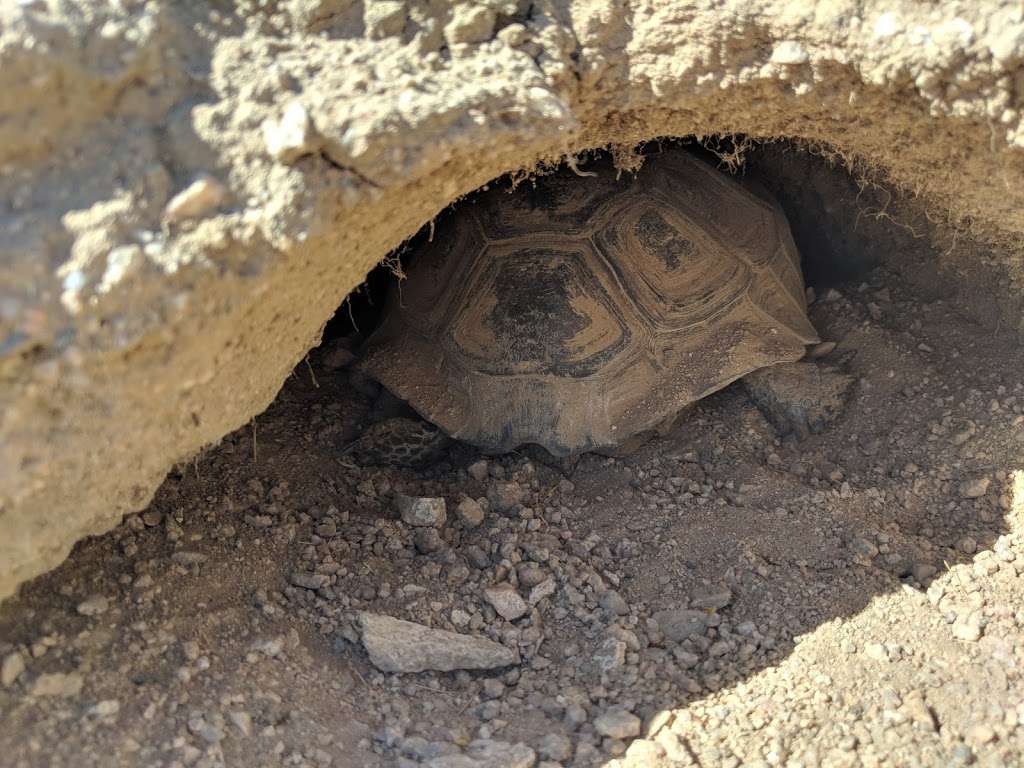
483;584;529;621
290;571;328;590
594;709;642;739
690;584;732;610
653;609;709;642
262;101;320;163
527;579;557;605
952;611;984;642
743;362;854;439
414;527;445;554
959;477;991;499
357;613;519;673
456;496;485;528
395;494;447;527
538;733;573;762
599;589;629;616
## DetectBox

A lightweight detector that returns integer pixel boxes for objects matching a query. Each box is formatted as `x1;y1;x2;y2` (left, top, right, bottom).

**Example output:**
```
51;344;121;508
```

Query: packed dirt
3;191;1023;766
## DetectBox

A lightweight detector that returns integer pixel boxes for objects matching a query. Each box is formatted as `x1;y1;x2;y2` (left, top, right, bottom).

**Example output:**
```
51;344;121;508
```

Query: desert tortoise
359;152;819;457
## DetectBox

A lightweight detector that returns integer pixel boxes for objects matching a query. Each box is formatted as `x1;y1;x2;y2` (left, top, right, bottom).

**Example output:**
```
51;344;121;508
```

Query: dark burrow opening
317;136;978;468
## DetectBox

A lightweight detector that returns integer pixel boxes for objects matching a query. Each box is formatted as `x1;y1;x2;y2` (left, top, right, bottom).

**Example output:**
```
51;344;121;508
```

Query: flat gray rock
358;613;519;673
653;609;709;642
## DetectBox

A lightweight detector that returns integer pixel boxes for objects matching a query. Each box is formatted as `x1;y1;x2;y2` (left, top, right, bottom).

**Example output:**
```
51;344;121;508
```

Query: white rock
483;583;528;621
262;102;320;163
770;40;809;64
163;176;228;223
952;611;984;642
444;5;496;45
363;0;406;39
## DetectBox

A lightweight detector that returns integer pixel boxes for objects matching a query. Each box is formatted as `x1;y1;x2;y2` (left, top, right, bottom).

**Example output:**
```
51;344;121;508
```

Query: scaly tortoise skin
360;152;818;457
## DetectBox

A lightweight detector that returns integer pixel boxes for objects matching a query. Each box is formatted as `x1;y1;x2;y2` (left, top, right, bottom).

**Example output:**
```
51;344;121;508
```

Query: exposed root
565;154;598;177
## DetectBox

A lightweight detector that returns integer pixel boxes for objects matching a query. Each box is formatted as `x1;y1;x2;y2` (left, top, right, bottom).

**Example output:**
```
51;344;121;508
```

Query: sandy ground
1;250;1023;768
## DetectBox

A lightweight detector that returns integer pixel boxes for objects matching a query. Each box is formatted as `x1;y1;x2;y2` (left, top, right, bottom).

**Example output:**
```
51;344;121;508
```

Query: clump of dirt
2;228;1023;766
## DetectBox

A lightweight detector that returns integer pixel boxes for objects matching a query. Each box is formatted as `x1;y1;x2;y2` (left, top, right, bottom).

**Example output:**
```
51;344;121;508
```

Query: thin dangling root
565;154;597;177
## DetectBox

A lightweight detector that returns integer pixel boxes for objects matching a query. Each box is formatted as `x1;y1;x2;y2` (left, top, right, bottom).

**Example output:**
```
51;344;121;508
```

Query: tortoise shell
360;152;818;456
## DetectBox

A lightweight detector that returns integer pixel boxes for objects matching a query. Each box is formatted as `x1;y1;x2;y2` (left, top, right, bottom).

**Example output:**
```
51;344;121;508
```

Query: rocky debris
652;609;709;642
743;362;855;439
594;709;642;739
394;494;447;527
483;584;528;621
357;613;519;673
162;175;228;223
1;651;25;687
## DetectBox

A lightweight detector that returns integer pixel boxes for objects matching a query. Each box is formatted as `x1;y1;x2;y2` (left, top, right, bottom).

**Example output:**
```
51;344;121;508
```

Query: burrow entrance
316;137;992;468
3;138;1022;768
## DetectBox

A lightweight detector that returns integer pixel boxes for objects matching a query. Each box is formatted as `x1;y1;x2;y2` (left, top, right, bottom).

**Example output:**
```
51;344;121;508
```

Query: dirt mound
1;0;1023;600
